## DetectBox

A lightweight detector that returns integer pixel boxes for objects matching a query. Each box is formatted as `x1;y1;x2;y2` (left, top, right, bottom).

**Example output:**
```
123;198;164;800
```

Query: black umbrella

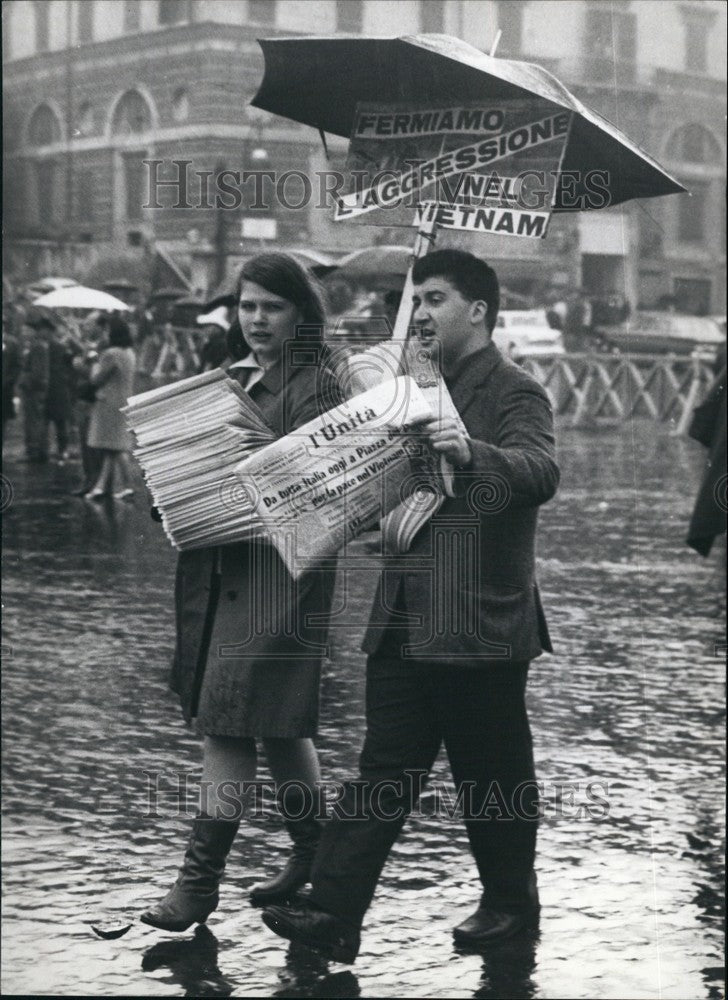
252;33;685;210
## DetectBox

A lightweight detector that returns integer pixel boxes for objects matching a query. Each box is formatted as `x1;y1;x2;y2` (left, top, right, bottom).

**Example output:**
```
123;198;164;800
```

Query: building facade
3;0;726;312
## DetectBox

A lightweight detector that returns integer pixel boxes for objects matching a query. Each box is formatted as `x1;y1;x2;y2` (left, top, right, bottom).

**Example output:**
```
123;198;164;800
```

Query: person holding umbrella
261;249;559;961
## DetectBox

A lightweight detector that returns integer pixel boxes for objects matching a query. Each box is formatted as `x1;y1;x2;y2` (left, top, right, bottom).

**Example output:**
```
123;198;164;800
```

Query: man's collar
445;341;501;414
445;340;498;383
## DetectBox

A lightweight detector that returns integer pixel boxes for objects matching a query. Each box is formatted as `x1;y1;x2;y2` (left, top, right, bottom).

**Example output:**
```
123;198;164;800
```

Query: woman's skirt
87;399;132;451
194;541;335;739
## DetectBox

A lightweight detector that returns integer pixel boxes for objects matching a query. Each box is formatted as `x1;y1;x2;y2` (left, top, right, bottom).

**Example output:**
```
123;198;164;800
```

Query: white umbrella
196;305;231;330
33;285;131;312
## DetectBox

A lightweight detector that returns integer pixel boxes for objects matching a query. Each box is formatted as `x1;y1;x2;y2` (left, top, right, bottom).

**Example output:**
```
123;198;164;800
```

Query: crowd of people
2;294;232;497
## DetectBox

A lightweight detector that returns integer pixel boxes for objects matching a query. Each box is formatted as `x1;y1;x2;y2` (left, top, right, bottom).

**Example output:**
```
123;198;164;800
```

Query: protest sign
334;99;571;236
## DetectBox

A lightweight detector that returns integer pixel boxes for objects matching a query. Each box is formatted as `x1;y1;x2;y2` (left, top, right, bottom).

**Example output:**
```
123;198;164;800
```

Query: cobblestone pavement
1;421;725;998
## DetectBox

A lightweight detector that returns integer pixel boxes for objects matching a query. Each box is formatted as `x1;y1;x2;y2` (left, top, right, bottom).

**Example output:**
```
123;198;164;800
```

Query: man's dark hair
412;249;500;332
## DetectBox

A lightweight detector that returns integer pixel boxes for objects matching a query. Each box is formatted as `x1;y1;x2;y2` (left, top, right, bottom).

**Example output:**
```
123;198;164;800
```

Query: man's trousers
309;655;539;927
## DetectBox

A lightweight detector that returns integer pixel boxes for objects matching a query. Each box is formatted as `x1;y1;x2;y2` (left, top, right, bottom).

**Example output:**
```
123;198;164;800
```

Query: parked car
491;309;565;359
598;312;725;358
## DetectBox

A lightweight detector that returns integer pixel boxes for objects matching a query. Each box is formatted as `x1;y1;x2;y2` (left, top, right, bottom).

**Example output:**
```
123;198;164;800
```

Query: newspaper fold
233;376;436;576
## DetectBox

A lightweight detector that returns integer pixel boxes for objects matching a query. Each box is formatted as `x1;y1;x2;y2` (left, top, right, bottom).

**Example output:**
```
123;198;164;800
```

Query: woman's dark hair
227;252;328;361
107;315;133;348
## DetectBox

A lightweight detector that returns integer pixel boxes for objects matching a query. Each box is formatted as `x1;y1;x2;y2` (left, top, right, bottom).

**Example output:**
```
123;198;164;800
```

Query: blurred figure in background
545;289;567;331
85;316;137;500
196;305;232;373
136;323;164;393
45;326;77;464
2;319;22;442
686;361;727;558
563;290;592;352
18;309;53;463
68;316;105;495
151;322;188;383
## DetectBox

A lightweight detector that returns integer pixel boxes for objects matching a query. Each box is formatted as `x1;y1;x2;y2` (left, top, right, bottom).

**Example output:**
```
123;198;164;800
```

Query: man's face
411;276;485;370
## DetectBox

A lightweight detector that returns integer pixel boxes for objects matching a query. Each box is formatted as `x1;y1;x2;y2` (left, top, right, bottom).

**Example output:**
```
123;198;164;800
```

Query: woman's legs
201;735;257;818
263;737;321;788
88;451;113;495
141;735;256;932
250;738;323;905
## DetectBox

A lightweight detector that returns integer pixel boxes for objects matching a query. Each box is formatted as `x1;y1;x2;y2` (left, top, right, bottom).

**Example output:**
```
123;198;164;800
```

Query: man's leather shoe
262;901;360;964
453;904;539;947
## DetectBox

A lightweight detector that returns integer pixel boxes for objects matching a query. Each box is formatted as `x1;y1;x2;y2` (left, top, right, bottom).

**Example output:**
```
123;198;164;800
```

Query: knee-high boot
249;788;321;906
140;814;240;932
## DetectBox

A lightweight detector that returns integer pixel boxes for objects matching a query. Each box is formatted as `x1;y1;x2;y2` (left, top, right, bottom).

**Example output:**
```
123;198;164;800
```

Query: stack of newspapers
123;369;275;549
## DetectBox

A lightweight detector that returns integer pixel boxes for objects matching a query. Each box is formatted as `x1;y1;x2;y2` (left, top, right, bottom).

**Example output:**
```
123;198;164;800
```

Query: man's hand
416;416;472;467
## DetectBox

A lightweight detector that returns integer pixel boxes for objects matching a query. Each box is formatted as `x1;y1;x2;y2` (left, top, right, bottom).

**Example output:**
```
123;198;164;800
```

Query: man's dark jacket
363;341;559;664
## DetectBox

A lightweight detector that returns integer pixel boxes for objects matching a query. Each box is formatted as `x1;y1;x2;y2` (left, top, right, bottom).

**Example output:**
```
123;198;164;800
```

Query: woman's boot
140;814;240;932
249;812;321;906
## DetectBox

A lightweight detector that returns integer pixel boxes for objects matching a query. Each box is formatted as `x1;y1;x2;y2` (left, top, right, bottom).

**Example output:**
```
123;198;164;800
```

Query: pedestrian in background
84;316;136;500
2;321;22;441
45;327;77;464
18;309;53;463
69;315;105;495
686;360;727;558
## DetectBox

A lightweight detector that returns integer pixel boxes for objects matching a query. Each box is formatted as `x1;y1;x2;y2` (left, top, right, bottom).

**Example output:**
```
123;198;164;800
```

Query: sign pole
344;212;438;394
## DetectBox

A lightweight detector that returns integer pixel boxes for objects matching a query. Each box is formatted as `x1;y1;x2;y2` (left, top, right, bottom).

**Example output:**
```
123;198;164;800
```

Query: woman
141;252;340;933
85;316;136;500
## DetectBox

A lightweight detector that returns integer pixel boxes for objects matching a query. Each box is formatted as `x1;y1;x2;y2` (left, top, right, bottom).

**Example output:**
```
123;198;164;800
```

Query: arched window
110;92;155;227
664;124;724;253
28;104;62;146
111;90;152;136
669;124;722;166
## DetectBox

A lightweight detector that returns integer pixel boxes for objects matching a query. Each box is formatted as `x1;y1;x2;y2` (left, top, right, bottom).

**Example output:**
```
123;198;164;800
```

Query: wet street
2;419;725;999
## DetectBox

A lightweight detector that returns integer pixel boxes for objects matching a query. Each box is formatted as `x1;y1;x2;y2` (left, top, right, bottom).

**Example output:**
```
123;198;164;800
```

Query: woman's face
238;280;302;365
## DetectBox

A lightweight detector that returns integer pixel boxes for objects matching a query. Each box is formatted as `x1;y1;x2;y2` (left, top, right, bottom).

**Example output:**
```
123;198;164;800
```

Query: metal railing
522;353;715;434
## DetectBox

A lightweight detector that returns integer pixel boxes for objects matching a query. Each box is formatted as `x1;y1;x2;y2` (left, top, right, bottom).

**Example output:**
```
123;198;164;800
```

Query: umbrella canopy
334;246;414;278
252;33;685;210
33;285;131;312
287;247;337;269
149;287;187;301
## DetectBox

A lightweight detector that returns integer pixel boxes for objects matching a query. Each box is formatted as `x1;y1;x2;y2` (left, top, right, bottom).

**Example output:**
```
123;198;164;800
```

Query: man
261;250;559;962
18;308;52;462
